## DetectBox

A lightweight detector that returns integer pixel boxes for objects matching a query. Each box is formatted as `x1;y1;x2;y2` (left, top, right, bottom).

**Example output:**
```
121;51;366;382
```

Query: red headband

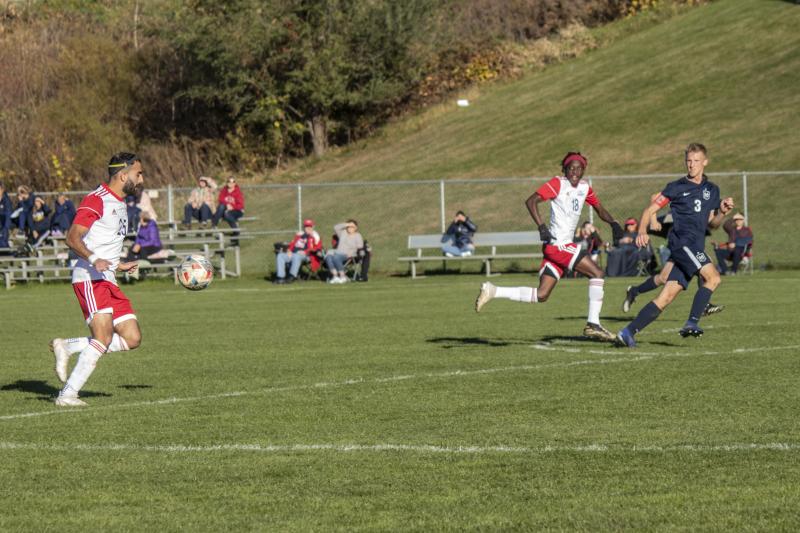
563;153;588;170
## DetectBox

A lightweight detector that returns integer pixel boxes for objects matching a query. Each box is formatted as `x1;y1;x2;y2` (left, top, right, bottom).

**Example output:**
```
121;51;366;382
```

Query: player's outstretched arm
635;201;661;248
591;201;623;244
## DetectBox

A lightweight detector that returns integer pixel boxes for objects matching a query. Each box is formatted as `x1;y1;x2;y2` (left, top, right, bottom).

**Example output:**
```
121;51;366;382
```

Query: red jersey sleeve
585;186;599;207
535;177;561;200
72;194;104;228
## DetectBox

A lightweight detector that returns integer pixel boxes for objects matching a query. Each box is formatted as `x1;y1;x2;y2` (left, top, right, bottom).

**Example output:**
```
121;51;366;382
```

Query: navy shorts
667;244;713;289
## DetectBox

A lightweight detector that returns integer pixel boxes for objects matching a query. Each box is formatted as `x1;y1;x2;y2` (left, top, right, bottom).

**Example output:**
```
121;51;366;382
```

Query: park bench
398;231;542;279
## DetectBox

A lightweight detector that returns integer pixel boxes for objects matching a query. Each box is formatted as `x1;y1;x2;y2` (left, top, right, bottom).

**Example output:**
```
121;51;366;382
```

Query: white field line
0;441;799;455
2;344;799;422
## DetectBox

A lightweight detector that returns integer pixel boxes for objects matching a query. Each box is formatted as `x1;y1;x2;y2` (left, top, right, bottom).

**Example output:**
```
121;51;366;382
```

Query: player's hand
537;224;553;244
720;197;734;214
649;220;662;232
635;233;650;248
610;221;624;245
118;261;139;272
93;258;111;272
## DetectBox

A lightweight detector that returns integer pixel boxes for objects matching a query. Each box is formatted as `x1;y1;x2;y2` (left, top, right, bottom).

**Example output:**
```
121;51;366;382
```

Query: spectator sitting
127;213;163;261
324;219;364;284
182;176;216;230
50;193;76;237
137;188;157;221
574;221;606;264
606;218;654;277
10;185;33;235
212;176;245;245
714;213;753;275
441;210;477;257
125;194;142;233
0;183;12;250
29;196;52;248
274;219;322;284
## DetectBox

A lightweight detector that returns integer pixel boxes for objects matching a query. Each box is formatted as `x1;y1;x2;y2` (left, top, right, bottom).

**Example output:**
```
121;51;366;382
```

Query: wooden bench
0;253;72;288
398;231;543;279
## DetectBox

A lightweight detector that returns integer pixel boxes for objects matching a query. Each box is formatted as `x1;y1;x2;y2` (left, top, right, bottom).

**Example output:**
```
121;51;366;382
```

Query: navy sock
628;302;662;335
634;276;658;296
688;286;713;324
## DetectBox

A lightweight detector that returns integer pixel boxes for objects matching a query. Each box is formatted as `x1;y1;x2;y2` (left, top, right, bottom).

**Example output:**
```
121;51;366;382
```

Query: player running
615;143;733;348
475;152;624;341
621;197;724;316
50;152;145;406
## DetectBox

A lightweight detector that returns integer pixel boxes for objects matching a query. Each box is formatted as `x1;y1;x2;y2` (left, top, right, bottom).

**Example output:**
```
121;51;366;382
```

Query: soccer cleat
679;323;704;338
583;322;616;342
54;395;87;407
622;285;637;313
475;282;497;313
50;338;70;383
614;327;637;348
702;302;725;316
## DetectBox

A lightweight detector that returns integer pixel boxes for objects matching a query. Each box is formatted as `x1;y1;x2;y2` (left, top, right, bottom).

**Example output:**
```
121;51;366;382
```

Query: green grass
2;273;800;530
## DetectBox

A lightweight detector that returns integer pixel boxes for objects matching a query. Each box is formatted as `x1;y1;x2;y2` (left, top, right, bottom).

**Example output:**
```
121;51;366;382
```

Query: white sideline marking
2;344;799;422
0;441;798;455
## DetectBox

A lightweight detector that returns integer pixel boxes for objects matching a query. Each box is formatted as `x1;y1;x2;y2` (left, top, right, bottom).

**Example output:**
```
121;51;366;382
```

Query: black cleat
702;302;724;316
679;324;704;338
622;285;637;313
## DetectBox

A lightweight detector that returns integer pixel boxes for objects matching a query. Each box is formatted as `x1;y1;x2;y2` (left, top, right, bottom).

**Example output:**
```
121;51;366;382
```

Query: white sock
107;333;130;353
588;278;605;324
62;339;106;397
495;286;537;303
65;337;90;355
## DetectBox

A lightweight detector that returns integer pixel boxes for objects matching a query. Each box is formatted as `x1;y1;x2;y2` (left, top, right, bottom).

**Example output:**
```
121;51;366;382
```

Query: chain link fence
32;171;800;276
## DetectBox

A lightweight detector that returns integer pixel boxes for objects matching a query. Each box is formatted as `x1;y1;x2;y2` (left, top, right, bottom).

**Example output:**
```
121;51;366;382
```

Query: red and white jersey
535;176;599;245
70;183;128;284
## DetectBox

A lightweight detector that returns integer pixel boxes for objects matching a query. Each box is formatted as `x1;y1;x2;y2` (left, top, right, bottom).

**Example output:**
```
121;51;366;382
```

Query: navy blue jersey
656;176;721;249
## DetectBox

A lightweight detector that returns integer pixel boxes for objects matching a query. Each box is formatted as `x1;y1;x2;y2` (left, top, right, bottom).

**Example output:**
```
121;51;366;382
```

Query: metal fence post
588;177;594;225
742;172;749;224
440;180;446;232
297;184;303;231
167;184;174;239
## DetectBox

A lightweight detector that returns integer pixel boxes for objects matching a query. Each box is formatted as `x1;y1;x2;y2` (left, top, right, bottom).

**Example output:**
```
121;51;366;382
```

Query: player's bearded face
122;162;145;196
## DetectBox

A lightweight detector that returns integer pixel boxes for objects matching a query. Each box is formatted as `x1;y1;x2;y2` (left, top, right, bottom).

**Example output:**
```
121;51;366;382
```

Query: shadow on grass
427;336;533;349
118;384;153;390
0;380;112;402
552;315;681;324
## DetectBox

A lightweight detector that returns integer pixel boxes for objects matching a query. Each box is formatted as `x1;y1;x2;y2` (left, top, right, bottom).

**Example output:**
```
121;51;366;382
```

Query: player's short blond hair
685;143;707;156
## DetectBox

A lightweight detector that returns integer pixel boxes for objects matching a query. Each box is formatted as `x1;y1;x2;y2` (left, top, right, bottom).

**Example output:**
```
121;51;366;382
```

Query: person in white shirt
475;152;624;341
49;152;145;407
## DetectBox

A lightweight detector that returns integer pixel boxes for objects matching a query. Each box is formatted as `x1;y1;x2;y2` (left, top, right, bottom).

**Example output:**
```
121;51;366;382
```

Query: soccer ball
178;254;213;290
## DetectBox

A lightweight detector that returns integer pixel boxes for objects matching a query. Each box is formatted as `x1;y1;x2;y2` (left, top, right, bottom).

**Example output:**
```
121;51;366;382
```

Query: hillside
232;0;798;275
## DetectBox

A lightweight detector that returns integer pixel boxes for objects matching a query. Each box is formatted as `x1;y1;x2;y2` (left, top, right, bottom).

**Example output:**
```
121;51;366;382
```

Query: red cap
625;218;637;225
303;219;314;227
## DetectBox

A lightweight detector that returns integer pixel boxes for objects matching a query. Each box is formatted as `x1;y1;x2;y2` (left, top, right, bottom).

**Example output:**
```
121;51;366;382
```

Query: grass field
2;273;799;530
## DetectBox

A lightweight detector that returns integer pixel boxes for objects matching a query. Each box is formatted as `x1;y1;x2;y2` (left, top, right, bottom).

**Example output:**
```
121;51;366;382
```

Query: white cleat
54;395;87;407
475;282;497;313
50;338;70;383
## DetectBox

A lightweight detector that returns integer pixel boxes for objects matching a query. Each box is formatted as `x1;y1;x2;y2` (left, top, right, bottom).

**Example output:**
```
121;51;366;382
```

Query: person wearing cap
605;217;655;277
274;219;322;284
615;143;734;347
182;176;217;230
212;176;245;245
475;151;625;342
714;212;753;275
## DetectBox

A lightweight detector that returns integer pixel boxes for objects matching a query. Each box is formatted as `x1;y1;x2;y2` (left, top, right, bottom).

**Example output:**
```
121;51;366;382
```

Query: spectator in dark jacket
714;213;753;275
29;196;52;248
50;193;76;236
441;210;477;257
0;183;12;250
10;185;33;234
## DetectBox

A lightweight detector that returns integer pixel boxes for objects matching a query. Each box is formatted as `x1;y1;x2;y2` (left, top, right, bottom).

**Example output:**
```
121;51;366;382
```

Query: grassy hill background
220;0;799;276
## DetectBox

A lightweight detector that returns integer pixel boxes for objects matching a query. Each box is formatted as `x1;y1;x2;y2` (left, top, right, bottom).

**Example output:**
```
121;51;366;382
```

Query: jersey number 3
694;199;702;212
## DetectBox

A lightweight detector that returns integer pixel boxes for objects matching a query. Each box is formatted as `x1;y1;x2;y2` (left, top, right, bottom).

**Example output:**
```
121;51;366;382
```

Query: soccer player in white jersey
475;152;624;341
50;152;145;406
